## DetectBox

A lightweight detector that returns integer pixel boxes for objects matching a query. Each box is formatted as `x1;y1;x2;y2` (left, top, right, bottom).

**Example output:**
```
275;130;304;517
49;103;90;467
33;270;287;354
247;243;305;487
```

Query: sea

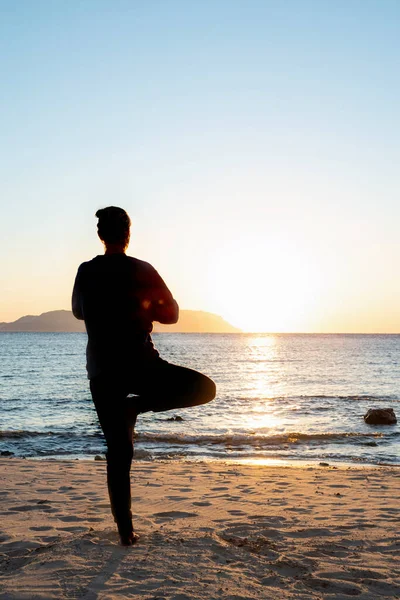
0;333;399;466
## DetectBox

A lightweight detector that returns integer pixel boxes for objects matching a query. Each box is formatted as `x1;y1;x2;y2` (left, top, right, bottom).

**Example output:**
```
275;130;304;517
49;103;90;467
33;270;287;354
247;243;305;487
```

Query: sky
1;0;400;332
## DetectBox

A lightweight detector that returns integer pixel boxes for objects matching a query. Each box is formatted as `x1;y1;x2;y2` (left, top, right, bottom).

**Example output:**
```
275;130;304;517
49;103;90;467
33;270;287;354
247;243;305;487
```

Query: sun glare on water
210;236;321;333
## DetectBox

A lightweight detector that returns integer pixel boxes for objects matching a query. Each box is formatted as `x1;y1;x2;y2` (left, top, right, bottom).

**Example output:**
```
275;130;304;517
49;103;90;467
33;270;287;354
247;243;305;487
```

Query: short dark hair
95;206;131;246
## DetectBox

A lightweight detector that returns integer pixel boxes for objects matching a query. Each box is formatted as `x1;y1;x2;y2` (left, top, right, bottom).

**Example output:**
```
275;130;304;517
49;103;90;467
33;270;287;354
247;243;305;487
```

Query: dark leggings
89;358;216;532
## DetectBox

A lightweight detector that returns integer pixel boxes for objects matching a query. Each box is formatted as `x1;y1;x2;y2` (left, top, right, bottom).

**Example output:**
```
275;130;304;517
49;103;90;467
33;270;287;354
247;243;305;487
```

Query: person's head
95;206;131;252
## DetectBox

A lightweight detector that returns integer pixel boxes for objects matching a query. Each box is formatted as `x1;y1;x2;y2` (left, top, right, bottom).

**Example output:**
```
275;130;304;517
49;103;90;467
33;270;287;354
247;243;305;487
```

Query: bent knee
201;376;216;404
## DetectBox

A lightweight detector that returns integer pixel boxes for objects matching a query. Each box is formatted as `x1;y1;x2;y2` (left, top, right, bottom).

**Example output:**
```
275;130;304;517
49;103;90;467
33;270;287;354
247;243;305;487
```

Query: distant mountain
0;311;83;333
0;310;241;333
154;310;240;333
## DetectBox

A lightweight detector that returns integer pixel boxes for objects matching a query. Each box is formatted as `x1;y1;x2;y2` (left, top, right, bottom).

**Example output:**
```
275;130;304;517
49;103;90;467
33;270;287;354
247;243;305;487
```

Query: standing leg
90;377;138;545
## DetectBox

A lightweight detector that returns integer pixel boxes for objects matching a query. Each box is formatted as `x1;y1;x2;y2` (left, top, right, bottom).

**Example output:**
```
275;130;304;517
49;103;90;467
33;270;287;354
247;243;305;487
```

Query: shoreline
8;454;400;469
1;457;399;598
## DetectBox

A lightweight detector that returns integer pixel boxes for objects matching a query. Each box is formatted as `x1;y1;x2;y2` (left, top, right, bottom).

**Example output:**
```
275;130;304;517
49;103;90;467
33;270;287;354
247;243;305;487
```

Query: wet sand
0;458;399;599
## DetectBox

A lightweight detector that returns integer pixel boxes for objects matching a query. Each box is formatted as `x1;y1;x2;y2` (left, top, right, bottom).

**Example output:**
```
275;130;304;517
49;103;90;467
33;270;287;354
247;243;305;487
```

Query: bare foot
120;531;140;546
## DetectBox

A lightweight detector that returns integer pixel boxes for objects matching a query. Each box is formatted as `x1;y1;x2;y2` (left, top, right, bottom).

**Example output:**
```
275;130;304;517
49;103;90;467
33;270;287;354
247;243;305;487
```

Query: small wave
135;430;396;448
0;430;47;439
228;395;399;405
0;429;101;439
313;395;398;402
288;395;398;402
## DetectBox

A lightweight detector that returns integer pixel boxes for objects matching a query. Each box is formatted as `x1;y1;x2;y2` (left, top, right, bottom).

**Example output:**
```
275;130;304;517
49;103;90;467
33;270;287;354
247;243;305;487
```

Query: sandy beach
0;458;399;599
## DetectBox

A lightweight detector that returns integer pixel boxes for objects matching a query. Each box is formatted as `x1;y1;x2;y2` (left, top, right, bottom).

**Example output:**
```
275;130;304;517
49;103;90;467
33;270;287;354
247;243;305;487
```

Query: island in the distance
0;310;241;333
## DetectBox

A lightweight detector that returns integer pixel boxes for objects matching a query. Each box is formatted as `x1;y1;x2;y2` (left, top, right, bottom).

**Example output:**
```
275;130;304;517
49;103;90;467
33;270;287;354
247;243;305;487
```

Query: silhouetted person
72;207;216;545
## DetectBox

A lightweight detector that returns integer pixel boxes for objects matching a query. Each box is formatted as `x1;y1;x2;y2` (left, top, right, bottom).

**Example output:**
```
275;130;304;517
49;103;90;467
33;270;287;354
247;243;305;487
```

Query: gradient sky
1;0;400;332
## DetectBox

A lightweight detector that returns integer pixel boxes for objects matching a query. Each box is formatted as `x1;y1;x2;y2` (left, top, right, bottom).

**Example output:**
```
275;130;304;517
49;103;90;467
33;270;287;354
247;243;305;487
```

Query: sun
208;235;321;332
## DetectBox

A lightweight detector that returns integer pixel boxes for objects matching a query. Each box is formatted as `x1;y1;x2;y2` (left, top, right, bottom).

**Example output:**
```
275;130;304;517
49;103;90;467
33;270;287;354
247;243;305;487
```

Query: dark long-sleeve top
72;254;179;379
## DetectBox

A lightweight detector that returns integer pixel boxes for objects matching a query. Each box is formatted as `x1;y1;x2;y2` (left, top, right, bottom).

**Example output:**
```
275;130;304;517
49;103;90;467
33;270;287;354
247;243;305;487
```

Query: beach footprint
152;511;198;523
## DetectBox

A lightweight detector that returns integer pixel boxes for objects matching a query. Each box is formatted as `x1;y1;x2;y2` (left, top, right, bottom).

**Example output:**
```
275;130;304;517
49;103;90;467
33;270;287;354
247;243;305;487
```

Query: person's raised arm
144;266;179;325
